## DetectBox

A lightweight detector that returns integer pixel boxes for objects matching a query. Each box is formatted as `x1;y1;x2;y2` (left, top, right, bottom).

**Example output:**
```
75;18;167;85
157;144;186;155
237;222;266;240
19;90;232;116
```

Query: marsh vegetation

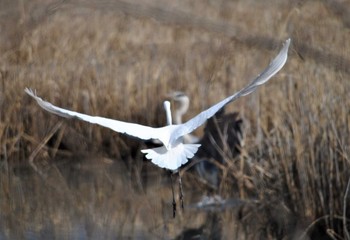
1;0;349;239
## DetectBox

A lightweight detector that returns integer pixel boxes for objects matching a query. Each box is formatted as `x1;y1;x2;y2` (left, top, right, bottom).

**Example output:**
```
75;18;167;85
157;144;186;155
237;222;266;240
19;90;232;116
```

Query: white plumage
25;39;290;171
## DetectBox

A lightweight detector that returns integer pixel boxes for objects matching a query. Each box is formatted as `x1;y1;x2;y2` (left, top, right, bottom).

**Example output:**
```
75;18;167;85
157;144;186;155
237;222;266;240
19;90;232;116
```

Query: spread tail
141;143;201;171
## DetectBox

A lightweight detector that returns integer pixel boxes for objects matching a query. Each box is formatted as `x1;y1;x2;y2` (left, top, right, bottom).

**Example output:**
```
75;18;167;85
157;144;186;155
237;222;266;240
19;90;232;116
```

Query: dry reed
1;0;349;238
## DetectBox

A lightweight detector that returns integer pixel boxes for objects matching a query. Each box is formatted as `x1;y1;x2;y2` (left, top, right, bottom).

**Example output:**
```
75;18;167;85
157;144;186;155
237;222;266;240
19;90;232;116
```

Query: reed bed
1;0;350;238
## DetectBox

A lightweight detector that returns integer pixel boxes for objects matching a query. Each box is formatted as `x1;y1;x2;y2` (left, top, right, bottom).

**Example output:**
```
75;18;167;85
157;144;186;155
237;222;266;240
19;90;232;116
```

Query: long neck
174;96;189;124
163;101;172;125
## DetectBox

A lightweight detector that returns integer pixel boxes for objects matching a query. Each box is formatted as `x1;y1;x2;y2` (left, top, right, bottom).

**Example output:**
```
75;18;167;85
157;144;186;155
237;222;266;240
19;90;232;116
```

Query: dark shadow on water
0;156;318;239
0;156;229;239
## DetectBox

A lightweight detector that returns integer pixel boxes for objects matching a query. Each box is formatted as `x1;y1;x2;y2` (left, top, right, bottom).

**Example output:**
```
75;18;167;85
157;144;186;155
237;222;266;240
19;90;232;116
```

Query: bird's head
166;91;190;124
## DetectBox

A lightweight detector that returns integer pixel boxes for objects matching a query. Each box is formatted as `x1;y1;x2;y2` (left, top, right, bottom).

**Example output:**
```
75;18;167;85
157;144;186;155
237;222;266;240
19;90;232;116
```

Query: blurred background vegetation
0;0;349;239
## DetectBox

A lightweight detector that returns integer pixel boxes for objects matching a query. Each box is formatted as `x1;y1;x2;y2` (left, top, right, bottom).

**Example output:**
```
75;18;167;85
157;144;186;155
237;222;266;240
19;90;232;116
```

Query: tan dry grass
1;0;350;238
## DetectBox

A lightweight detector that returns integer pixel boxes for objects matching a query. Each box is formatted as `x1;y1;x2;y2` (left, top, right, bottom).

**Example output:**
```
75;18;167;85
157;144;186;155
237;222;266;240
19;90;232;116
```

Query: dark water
0;156;250;239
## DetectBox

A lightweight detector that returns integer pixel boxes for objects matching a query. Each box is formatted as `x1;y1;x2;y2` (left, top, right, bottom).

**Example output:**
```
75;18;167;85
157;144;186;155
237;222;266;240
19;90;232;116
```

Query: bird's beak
165;92;176;98
165;91;185;100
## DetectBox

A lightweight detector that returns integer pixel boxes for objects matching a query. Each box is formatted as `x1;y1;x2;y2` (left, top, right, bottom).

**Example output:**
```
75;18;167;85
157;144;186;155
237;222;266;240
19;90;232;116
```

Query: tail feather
141;143;201;171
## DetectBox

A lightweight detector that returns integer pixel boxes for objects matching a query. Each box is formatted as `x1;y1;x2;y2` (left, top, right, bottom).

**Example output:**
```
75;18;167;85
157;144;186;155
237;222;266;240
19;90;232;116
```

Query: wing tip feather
24;87;36;97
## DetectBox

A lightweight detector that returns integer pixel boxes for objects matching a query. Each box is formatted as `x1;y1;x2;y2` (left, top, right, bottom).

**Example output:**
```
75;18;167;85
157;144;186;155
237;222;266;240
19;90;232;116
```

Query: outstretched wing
25;88;160;141
172;38;290;141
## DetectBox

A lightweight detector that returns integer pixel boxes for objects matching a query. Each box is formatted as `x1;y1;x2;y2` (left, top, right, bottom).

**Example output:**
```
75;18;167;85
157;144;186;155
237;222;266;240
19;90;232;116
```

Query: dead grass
1;0;350;238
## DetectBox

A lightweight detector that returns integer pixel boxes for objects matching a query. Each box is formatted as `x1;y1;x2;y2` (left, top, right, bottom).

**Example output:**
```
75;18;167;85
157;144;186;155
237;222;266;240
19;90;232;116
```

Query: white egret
168;91;244;189
166;91;200;144
25;38;290;216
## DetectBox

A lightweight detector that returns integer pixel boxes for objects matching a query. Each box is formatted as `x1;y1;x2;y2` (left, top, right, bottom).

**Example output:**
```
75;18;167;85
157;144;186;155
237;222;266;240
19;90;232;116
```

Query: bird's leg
178;172;184;210
170;173;176;218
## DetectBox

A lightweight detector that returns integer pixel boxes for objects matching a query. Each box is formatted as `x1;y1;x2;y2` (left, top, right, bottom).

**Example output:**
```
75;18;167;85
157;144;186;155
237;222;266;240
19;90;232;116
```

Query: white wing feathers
24;88;160;141
25;38;290;171
239;38;291;96
171;38;290;141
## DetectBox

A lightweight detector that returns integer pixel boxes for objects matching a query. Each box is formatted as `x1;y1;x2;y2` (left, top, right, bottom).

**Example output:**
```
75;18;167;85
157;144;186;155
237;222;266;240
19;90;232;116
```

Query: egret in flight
167;91;243;189
25;38;290;216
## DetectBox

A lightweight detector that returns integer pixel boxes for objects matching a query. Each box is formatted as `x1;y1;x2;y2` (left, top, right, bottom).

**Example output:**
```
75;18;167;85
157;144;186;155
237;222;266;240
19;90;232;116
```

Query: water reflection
2;155;305;239
1;156;245;239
